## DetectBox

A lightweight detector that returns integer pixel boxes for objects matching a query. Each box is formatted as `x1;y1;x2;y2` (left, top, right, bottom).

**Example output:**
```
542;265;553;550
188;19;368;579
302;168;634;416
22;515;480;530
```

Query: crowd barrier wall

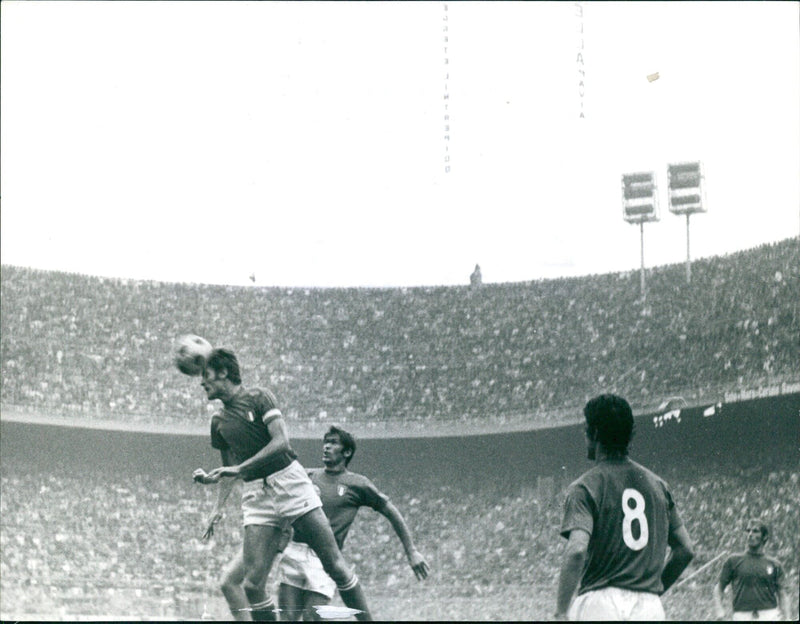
2;393;796;486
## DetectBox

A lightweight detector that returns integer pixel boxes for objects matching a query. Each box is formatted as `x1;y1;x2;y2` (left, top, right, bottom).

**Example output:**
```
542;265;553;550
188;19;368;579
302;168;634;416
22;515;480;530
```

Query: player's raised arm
378;500;430;580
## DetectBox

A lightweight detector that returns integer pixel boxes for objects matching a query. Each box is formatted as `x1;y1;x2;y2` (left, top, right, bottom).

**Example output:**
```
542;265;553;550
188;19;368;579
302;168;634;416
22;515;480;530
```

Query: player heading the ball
191;347;373;621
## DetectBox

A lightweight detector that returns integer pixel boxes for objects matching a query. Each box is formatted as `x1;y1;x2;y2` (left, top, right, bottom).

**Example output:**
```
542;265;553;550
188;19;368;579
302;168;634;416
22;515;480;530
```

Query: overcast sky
2;1;798;288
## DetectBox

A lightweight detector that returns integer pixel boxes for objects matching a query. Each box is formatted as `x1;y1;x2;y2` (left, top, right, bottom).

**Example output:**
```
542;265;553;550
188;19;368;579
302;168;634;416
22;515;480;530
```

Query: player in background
276;425;430;620
555;394;695;621
713;519;791;621
192;348;372;621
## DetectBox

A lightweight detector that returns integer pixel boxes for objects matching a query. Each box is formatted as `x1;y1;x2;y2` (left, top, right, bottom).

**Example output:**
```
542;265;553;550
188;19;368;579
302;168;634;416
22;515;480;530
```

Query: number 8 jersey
560;457;684;596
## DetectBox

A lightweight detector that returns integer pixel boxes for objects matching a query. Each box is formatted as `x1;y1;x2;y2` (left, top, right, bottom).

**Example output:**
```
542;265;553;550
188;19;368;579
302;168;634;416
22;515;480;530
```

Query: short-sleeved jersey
719;552;784;611
294;468;389;550
209;386;297;481
560;457;682;596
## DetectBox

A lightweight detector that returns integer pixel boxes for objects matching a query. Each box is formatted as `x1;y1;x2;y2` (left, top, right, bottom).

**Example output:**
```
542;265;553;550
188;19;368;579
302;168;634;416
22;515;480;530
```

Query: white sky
2;1;798;288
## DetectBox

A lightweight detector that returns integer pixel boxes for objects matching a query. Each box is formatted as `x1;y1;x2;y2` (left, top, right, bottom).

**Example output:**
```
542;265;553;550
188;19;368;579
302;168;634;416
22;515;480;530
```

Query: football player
713;519;791;621
555;393;695;621
276;425;430;620
192;348;372;620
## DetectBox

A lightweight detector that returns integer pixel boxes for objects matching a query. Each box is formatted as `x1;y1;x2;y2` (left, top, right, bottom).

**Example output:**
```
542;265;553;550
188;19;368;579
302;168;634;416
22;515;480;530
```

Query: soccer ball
175;334;213;376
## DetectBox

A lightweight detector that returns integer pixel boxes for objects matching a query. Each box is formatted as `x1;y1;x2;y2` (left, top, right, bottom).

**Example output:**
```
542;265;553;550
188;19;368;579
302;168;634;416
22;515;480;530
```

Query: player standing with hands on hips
713;519;791;621
192;347;372;621
555;394;695;621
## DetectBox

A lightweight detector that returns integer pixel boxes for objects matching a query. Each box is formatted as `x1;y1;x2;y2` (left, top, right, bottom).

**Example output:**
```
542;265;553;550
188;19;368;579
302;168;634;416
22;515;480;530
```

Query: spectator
470;264;482;287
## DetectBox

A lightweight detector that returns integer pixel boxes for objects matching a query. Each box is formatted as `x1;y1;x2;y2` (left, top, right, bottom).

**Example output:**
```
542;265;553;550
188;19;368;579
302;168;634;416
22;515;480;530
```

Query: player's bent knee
241;575;267;598
220;577;236;595
220;571;240;596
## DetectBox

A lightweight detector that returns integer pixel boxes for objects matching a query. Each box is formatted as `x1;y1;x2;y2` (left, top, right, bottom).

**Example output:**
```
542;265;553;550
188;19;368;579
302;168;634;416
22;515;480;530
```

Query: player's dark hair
206;348;242;385
326;425;356;466
748;519;769;540
584;393;635;456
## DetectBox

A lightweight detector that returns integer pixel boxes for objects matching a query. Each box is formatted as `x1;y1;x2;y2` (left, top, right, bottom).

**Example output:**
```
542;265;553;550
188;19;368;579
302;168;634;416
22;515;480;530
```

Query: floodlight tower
668;161;706;284
622;172;660;298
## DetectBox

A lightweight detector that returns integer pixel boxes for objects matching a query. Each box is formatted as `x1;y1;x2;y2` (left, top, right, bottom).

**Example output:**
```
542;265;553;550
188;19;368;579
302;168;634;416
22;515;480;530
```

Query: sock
249;598;277;621
337;576;372;621
337;573;359;592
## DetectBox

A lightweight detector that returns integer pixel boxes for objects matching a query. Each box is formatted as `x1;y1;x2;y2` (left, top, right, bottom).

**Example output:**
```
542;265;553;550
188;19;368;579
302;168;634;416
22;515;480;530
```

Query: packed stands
1;238;798;429
1;454;797;620
2;239;798;620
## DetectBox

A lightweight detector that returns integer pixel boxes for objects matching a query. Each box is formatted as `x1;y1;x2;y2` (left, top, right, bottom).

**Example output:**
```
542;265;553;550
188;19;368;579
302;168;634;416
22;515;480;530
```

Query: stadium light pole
622;171;660;299
667;161;706;284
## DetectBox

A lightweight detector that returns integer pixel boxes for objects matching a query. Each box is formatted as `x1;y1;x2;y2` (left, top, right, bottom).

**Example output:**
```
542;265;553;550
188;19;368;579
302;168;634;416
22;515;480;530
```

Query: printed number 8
621;488;649;550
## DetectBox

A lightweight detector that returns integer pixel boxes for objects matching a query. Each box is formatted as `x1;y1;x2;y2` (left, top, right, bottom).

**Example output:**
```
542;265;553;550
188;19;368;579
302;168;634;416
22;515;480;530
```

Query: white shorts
732;608;781;621
568;587;664;621
278;541;337;599
241;460;322;527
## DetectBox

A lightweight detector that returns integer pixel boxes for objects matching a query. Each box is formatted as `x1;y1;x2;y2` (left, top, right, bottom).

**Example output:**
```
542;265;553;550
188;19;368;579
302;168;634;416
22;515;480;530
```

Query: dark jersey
209;386;297;481
294;468;389;550
719;552;784;611
560;457;682;596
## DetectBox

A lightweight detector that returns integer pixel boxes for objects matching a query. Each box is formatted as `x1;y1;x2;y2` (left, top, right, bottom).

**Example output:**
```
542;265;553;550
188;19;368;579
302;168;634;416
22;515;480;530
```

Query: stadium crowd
1;238;798;428
1;457;797;620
